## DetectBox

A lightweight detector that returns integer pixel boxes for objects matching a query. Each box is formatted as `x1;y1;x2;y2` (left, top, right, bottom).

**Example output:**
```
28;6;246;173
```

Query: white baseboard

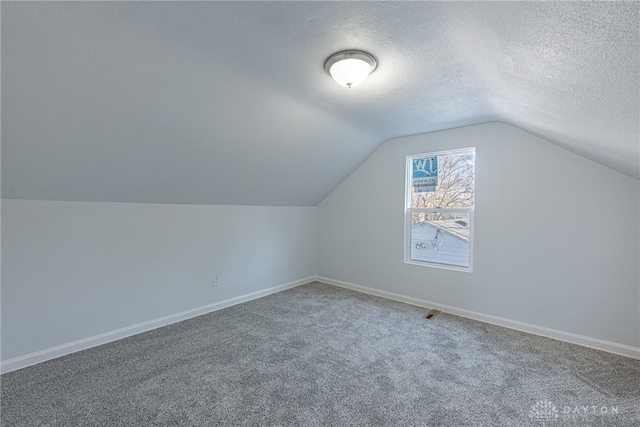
317;276;640;360
4;275;637;374
0;276;316;374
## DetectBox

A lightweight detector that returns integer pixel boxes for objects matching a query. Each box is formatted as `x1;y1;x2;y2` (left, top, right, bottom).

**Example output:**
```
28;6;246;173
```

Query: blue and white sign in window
412;157;438;193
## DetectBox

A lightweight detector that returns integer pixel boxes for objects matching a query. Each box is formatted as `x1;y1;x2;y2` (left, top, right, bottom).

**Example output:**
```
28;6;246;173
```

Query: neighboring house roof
410;220;470;268
413;220;470;243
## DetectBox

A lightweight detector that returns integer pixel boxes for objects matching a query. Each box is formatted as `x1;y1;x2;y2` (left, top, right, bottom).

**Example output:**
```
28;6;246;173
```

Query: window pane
410;213;470;267
411;152;475;209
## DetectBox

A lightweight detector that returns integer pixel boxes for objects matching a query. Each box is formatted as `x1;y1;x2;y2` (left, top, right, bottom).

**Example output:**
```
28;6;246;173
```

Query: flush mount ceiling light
324;50;377;88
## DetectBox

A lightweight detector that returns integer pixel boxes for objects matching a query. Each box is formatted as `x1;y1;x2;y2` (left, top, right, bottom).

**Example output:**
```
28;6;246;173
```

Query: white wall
317;123;640;349
1;200;316;361
2;122;638;366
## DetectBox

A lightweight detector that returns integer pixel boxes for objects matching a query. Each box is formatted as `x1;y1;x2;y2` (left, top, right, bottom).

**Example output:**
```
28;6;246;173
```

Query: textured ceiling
2;2;639;206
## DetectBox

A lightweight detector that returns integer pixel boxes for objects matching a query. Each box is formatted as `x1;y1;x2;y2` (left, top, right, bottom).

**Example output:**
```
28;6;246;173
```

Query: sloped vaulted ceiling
2;1;638;206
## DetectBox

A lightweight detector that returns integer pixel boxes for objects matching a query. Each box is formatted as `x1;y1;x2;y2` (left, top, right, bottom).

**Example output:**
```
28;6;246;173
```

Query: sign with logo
412;156;438;193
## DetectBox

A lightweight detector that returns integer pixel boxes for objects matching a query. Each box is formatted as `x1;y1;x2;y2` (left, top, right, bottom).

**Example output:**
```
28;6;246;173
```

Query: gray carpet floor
1;282;639;426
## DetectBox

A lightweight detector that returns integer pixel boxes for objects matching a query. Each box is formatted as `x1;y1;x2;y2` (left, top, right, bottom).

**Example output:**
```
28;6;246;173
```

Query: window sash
404;207;474;272
404;147;475;272
405;148;475;210
407;208;473;215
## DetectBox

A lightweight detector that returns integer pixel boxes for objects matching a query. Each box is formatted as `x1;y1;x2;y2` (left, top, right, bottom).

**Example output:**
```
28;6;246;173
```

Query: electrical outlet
212;274;220;286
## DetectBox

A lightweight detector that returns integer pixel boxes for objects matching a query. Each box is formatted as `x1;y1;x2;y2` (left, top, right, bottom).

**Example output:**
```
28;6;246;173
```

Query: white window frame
404;147;475;272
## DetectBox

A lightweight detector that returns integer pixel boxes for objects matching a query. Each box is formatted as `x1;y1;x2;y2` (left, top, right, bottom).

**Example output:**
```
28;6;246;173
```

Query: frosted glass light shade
324;51;377;88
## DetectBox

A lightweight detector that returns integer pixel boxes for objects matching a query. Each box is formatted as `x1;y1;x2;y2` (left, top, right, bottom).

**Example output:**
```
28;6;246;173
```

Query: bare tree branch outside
411;153;474;223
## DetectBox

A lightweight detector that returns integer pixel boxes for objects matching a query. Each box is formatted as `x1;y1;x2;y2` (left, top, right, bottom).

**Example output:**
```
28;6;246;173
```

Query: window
405;148;475;271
